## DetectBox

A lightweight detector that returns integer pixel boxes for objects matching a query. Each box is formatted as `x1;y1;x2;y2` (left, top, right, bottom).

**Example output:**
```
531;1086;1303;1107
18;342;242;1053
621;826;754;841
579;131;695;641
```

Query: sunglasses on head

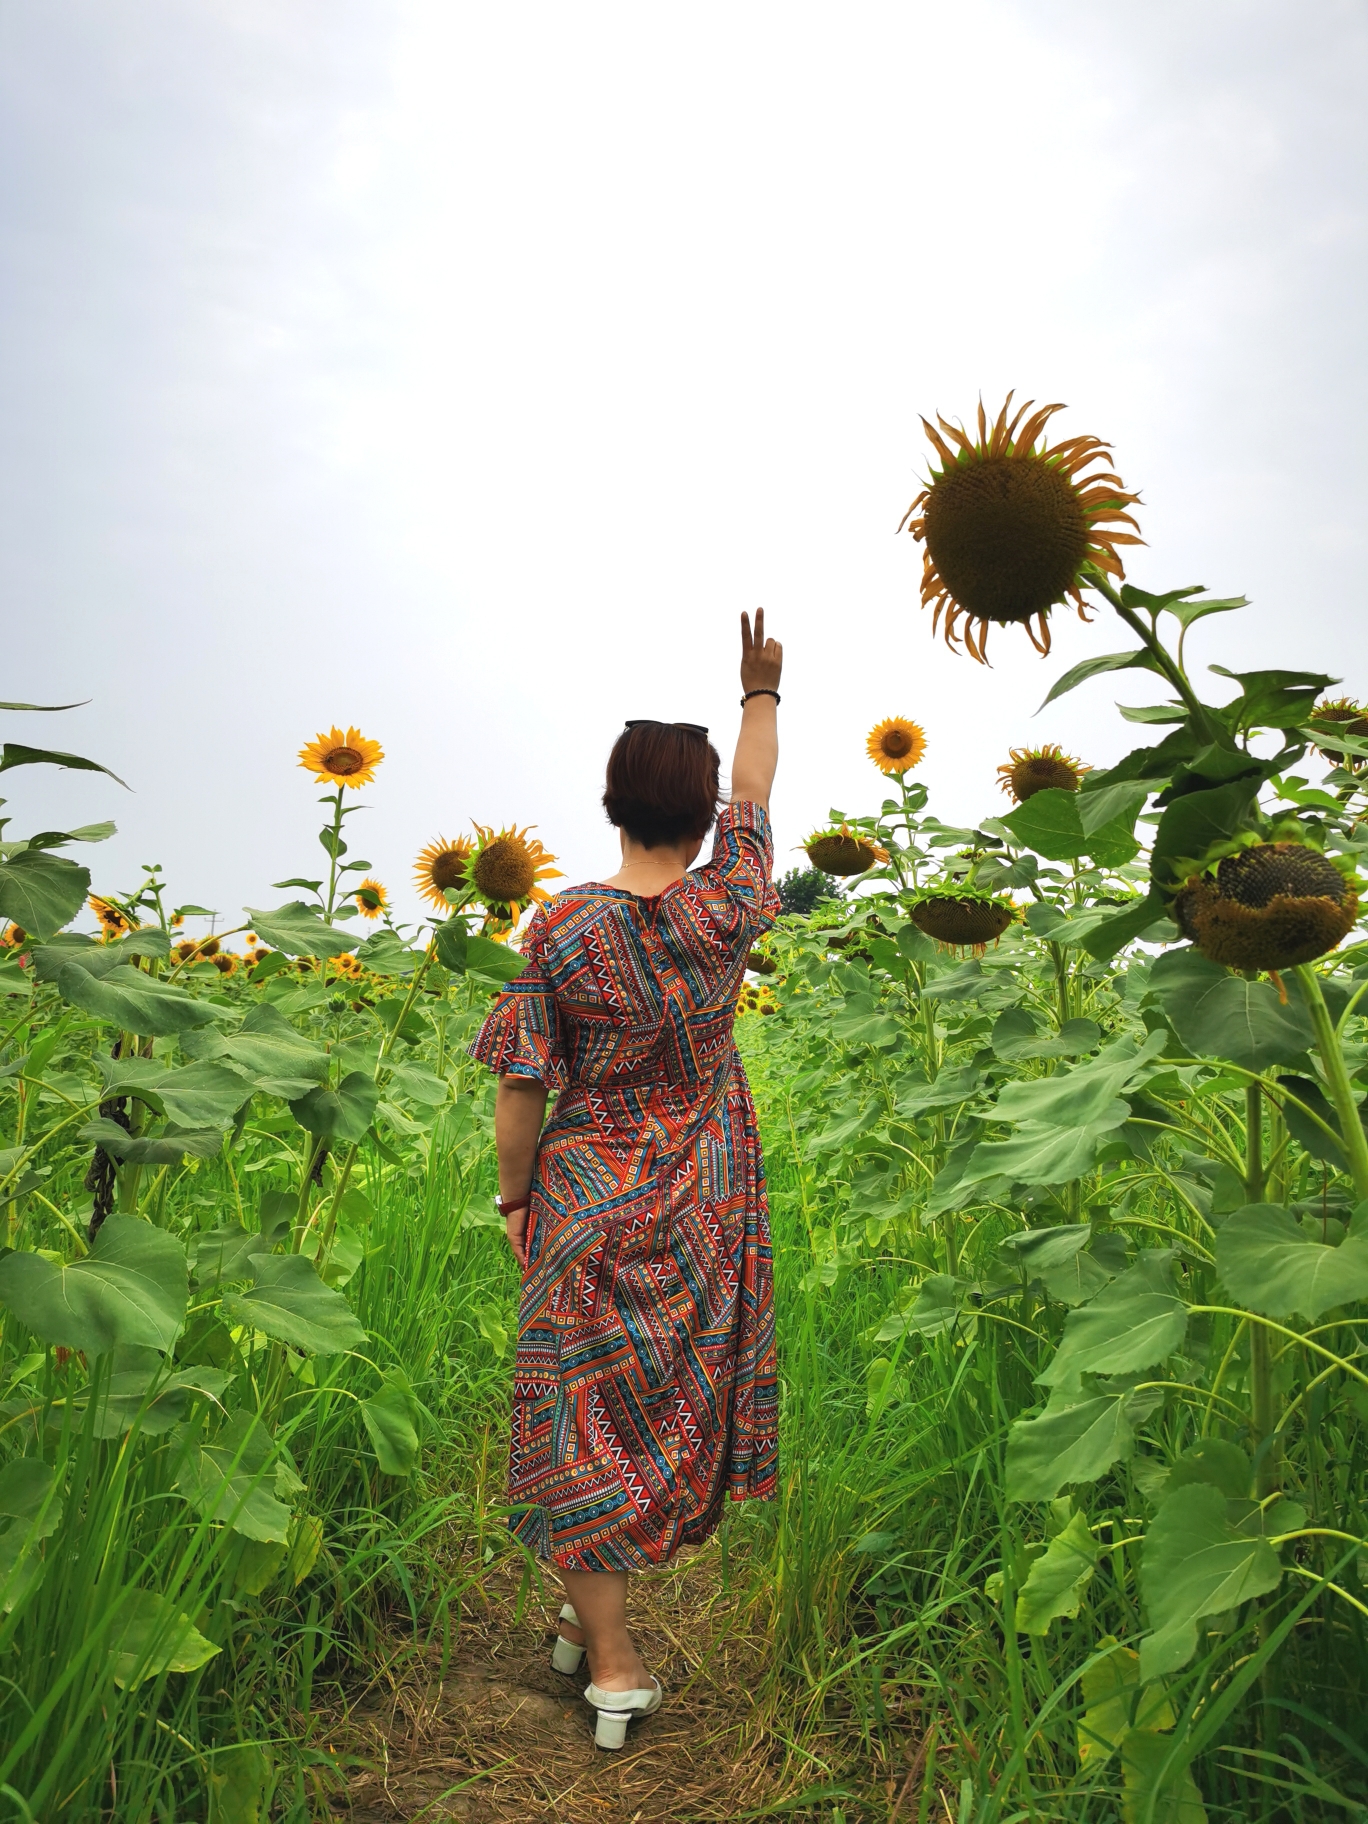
624;719;709;736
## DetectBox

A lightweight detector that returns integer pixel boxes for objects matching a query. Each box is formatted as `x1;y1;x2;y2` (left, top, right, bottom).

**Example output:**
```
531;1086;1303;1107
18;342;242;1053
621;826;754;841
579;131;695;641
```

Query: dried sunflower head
997;743;1089;803
910;891;1016;954
899;394;1141;661
1173;842;1359;972
803;824;889;877
1310;696;1368;769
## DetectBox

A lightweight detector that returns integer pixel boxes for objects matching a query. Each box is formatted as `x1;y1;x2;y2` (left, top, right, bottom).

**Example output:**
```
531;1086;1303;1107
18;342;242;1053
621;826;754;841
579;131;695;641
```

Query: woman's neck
601;839;697;895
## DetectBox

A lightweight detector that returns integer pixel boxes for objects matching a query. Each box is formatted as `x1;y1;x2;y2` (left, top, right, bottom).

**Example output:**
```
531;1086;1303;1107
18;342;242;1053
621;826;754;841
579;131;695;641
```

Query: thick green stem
1294;965;1368;1198
322;789;345;922
1245;1080;1278;1498
1088;575;1218;745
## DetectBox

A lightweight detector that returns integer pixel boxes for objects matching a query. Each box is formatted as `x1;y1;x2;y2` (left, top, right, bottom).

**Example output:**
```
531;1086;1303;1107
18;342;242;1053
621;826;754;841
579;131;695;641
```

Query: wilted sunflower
997;743;1089;803
354;878;388;920
1310;696;1368;769
298;725;384;790
804;825;889;877
468;824;563;913
210;951;239;976
866;717;927;776
414;835;474;912
911;891;1016;953
89;895;135;939
899;394;1142;661
1173;843;1359;973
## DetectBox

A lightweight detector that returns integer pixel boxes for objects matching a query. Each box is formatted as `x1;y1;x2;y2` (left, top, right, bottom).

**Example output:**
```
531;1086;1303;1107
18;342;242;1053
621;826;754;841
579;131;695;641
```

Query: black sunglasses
624;719;709;736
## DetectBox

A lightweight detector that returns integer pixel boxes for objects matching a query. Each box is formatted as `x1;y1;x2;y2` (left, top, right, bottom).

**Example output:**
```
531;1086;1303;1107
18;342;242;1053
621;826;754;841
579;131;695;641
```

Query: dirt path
330;1537;803;1824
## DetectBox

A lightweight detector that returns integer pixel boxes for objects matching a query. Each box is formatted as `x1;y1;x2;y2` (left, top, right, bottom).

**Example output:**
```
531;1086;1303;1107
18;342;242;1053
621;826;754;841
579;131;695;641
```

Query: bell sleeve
467;908;569;1092
701;800;781;939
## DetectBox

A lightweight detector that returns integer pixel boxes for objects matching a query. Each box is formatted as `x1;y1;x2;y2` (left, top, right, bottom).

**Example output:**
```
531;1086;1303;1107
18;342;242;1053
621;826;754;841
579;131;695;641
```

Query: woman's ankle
586;1641;650;1691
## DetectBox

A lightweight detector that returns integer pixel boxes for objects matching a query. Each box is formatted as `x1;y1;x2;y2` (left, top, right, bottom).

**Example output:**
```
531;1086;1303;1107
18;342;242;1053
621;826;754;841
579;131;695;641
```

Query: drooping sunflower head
803;824;889;877
1173;842;1359;973
298;725;384;790
910;890;1017;954
899;395;1142;661
413;835;475;911
354;878;388;920
89;895;134;939
997;743;1089;803
468;824;563;913
866;717;927;776
1311;696;1368;768
210;951;239;976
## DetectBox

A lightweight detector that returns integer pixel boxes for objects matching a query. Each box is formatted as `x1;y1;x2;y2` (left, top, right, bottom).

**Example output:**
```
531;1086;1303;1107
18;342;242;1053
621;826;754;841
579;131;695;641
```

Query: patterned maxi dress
469;800;780;1571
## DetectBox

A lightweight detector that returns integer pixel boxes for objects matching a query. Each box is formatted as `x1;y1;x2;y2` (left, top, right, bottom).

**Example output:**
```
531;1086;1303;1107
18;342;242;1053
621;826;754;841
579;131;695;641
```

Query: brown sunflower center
923;453;1090;626
430;848;468;891
881;729;914;758
1215;844;1346;908
473;836;536;902
1013;755;1081;799
324;746;366;775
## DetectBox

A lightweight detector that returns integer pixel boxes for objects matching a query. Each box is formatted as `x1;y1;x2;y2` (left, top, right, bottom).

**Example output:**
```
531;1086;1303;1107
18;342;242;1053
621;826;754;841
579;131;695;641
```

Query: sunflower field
0;396;1367;1824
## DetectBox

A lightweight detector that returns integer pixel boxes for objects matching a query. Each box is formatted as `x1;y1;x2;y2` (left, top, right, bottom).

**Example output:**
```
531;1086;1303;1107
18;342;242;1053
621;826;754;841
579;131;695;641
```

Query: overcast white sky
0;1;1364;936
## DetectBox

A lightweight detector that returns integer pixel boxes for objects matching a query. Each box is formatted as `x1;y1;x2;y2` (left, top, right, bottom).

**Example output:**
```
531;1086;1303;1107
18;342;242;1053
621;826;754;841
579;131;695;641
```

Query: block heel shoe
550;1603;585;1675
585;1675;663;1751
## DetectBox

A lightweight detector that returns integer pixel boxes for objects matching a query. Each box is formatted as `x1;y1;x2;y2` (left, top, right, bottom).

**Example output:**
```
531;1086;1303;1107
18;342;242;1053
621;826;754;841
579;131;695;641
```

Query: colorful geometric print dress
469;800;780;1571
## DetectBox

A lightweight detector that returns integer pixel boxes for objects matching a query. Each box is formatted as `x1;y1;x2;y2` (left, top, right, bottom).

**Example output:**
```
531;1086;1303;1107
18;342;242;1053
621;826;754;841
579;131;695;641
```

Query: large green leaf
0;1214;187;1354
1006;1387;1143;1501
1149;780;1262;889
1003;785;1147;869
466;933;528;982
874;1273;970;1342
960;1110;1132;1191
1038;1253;1186;1387
222;1254;366;1355
353;929;427;977
78;1116;223;1165
1077;1640;1176;1768
0;1456;64;1612
97;1057;253;1129
177;1413;294;1542
242;901;357;960
1081;889;1171;962
1139;1481;1283;1680
894;1066;984;1118
992;1032;1167;1130
108;1588;220;1690
0;850;91;938
1014;1510;1098;1633
0;742;127;786
831;993;903;1048
360;1368;421;1474
74;1348;229;1438
1120;1730;1209;1824
991;1008;1100;1063
287;1070;379;1141
1274;1073;1367;1168
56;960;222;1036
1215;1203;1368;1320
1150;948;1314;1070
1037;647;1162;712
188;1002;330;1098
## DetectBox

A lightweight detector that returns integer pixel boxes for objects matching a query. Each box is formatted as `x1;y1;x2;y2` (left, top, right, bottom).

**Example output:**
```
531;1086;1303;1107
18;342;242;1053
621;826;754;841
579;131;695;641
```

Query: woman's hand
740;608;783;694
504;1202;529;1271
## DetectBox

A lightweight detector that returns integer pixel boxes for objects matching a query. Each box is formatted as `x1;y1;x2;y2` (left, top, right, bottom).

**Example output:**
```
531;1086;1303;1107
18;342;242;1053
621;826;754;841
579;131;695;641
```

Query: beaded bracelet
740;688;781;707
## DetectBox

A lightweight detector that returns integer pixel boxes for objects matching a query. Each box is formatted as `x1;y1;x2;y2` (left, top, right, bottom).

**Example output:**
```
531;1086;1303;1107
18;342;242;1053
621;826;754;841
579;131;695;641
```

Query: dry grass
323;1536;804;1824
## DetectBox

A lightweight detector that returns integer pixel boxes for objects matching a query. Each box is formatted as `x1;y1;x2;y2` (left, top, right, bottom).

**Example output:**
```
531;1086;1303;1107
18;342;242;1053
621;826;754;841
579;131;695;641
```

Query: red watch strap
497;1194;531;1218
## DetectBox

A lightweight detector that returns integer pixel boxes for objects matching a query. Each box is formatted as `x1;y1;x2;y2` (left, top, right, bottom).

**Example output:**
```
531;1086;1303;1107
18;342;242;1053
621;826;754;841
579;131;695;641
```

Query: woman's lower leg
559;1569;650;1691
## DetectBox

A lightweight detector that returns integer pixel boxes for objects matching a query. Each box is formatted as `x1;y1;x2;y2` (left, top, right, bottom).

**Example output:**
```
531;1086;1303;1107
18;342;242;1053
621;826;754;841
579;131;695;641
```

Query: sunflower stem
1087;575;1218;745
1293;964;1368;1199
322;788;345;923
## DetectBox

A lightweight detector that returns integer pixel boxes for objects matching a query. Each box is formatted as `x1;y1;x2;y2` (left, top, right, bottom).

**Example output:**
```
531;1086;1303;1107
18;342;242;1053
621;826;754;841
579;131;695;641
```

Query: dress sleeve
467;907;569;1091
701;800;781;937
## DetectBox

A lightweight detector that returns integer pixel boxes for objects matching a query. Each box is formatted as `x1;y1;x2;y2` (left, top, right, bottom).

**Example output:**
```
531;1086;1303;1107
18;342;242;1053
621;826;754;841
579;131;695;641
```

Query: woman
469;610;783;1750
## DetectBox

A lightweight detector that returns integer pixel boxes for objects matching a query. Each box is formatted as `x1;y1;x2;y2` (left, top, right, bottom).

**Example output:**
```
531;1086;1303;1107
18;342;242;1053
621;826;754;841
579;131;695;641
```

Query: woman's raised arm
730;609;783;811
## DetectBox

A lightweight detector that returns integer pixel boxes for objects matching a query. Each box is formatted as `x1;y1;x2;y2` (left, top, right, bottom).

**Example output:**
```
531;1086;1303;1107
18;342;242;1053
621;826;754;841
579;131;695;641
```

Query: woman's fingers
505;1209;528;1270
740;609;753;658
753;606;765;648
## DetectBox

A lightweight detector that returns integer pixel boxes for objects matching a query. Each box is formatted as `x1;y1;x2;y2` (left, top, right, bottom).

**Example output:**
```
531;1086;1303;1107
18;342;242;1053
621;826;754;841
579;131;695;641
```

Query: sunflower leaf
244;901;358;959
1037;649;1162;713
0;743;128;787
0;850;91;939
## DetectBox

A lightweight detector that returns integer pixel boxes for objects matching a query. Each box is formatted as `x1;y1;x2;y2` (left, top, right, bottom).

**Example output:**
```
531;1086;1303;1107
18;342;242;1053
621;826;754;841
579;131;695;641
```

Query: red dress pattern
469;800;779;1570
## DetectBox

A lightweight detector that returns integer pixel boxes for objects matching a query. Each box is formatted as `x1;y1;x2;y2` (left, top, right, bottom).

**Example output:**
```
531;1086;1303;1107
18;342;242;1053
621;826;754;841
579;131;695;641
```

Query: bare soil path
328;1538;803;1824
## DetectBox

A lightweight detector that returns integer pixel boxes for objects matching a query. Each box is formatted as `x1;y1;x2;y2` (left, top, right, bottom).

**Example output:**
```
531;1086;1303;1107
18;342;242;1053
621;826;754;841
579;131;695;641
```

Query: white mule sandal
584;1674;664;1751
550;1603;585;1675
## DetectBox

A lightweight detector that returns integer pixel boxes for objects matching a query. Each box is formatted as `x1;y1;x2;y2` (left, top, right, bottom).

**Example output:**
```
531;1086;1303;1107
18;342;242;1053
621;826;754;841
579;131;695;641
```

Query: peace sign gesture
740;608;783;694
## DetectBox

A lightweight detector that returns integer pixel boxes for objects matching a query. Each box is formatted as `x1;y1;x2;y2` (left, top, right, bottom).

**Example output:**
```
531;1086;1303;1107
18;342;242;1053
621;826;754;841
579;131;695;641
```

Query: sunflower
298;725;384;790
413;835;476;912
1173;843;1359;972
866;717;927;776
173;935;220;964
804;825;889;877
89;895;135;939
328;952;364;979
468;824;563;913
997;743;1089;803
354;878;388;920
910;891;1017;953
0;924;25;950
210;951;239;976
1310;696;1368;768
899;394;1142;661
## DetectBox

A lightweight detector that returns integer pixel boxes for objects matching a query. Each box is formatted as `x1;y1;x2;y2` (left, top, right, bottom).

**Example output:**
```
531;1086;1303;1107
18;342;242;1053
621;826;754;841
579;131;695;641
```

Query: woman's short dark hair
603;723;723;849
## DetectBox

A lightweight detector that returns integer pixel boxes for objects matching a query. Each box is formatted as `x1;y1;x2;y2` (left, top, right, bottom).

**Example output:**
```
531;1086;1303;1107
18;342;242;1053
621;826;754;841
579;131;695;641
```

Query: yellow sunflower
468;824;563;913
997;743;1089;803
89;895;135;939
298;725;384;790
866;717;927;776
354;878;388;919
0;924;26;950
899;394;1142;661
413;835;475;912
328;952;364;978
210;951;239;976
